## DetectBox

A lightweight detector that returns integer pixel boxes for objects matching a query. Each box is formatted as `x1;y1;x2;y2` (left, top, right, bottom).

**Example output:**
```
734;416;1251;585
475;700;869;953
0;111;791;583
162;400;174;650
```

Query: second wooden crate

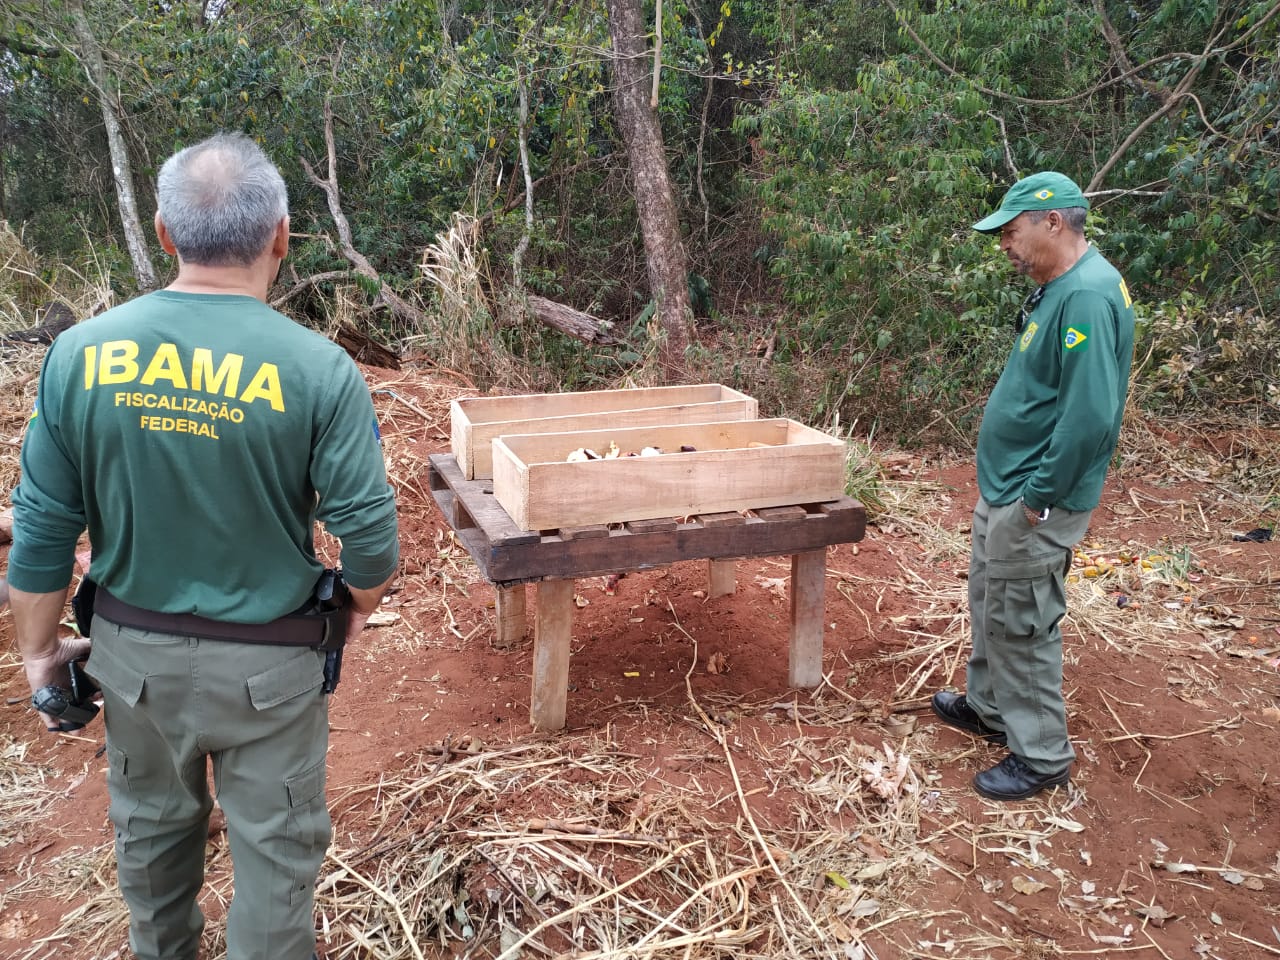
492;418;847;531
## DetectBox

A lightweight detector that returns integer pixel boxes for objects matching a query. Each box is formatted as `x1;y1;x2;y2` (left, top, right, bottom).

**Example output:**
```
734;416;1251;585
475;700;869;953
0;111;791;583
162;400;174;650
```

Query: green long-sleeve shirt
976;247;1136;512
8;291;399;622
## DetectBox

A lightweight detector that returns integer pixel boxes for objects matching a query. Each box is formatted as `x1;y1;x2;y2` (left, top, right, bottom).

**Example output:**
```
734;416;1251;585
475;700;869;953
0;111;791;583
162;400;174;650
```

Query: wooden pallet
428;453;867;730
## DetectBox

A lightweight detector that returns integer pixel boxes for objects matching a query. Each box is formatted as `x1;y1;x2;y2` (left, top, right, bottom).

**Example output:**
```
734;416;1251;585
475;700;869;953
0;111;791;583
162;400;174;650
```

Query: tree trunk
605;0;692;381
67;0;158;290
527;295;621;345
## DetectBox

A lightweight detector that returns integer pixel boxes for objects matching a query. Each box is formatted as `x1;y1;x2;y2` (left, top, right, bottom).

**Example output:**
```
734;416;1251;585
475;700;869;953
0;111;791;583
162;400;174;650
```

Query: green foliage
734;73;1009;436
1;0;1276;434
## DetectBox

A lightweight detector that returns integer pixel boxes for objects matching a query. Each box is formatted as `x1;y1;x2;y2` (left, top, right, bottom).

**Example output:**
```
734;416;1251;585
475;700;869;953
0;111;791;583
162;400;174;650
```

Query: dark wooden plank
695;511;745;527
432;454;868;585
451;499;477;530
755;505;809;522
428;454;540;547
487;502;866;583
626;517;679;534
817;499;865;517
558;524;611;541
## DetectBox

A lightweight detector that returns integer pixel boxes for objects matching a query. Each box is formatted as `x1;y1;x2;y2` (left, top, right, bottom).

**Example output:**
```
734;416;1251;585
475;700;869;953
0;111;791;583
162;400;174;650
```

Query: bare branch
985;112;1019;180
650;0;663;110
301;100;428;334
269;270;355;310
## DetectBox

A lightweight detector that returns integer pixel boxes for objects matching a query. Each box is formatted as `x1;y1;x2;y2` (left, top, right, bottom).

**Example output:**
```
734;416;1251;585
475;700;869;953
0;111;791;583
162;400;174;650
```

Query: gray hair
156;132;288;267
1026;206;1087;234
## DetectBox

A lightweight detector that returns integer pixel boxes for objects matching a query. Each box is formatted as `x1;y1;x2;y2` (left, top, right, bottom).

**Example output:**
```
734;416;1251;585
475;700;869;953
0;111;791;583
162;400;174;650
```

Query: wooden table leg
789;549;826;688
531;578;576;731
494;584;527;648
707;558;736;598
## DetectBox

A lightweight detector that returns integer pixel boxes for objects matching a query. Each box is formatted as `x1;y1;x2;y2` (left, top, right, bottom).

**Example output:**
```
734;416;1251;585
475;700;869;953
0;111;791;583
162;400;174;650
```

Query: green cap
972;171;1089;233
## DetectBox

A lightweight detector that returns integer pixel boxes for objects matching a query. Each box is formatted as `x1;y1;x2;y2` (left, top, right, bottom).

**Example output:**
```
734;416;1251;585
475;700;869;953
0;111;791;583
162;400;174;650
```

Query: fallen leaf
754;576;788;601
854;860;890;881
828;917;855;942
1044;815;1085;832
1088;932;1132;945
1243;877;1264;891
706;652;729;674
882;715;916;737
1012;876;1049;895
1135;903;1173;927
825;871;852;890
848;898;880;918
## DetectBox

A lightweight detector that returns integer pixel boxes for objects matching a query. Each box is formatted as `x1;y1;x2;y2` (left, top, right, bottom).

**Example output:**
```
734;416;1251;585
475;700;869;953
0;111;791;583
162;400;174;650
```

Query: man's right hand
345;578;392;644
22;635;93;731
11;585;93;731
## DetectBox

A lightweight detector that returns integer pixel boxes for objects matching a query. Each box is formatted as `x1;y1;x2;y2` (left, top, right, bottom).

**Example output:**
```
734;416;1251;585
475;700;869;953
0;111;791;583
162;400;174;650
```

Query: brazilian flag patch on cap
1064;324;1090;351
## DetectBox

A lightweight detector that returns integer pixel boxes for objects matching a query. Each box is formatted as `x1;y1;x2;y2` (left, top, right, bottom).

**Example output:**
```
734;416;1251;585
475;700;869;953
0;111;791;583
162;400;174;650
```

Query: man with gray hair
8;132;399;959
930;171;1135;801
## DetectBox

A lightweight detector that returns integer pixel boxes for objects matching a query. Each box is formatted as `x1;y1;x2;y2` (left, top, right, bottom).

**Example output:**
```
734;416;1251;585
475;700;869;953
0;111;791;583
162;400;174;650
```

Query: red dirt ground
2;366;1278;959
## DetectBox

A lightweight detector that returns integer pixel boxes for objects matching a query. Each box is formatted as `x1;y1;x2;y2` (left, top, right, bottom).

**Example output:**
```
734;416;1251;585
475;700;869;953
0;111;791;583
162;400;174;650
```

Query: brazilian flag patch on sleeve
1064;324;1090;351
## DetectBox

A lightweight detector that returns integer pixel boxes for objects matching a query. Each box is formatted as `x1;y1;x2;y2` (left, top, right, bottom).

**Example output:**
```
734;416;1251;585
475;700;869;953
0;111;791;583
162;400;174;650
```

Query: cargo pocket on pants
86;630;147;708
104;742;145;848
284;758;331;905
246;649;325;709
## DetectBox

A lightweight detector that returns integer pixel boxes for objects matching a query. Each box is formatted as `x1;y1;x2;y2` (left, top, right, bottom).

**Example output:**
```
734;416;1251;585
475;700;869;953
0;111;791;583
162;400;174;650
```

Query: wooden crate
492;418;847;531
450;384;757;480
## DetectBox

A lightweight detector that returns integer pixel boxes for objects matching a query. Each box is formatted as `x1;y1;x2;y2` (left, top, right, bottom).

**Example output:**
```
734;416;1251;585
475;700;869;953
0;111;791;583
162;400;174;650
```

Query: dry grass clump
0;223;115;334
0;734;65;852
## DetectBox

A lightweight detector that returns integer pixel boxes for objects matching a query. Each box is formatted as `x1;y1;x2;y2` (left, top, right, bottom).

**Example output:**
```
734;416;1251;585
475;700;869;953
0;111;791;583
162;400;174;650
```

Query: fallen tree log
527;295;621;345
335;323;401;370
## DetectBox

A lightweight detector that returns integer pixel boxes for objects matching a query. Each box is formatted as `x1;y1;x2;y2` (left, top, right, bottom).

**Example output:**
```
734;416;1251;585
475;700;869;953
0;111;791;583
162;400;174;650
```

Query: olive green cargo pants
965;496;1092;775
86;617;330;960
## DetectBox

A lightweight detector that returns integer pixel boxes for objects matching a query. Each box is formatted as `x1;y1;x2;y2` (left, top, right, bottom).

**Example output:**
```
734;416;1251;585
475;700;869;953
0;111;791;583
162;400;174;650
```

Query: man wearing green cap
931;171;1135;800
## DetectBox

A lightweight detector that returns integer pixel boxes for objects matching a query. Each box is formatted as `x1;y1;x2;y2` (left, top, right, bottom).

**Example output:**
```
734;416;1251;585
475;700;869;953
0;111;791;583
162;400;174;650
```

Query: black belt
94;586;345;650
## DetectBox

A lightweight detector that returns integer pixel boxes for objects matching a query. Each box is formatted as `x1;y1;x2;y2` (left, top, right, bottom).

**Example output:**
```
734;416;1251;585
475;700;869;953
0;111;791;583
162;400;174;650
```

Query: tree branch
301;99;428;333
269;270;355;310
0;35;61;58
1092;0;1169;104
650;0;663;110
884;0;1271;108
